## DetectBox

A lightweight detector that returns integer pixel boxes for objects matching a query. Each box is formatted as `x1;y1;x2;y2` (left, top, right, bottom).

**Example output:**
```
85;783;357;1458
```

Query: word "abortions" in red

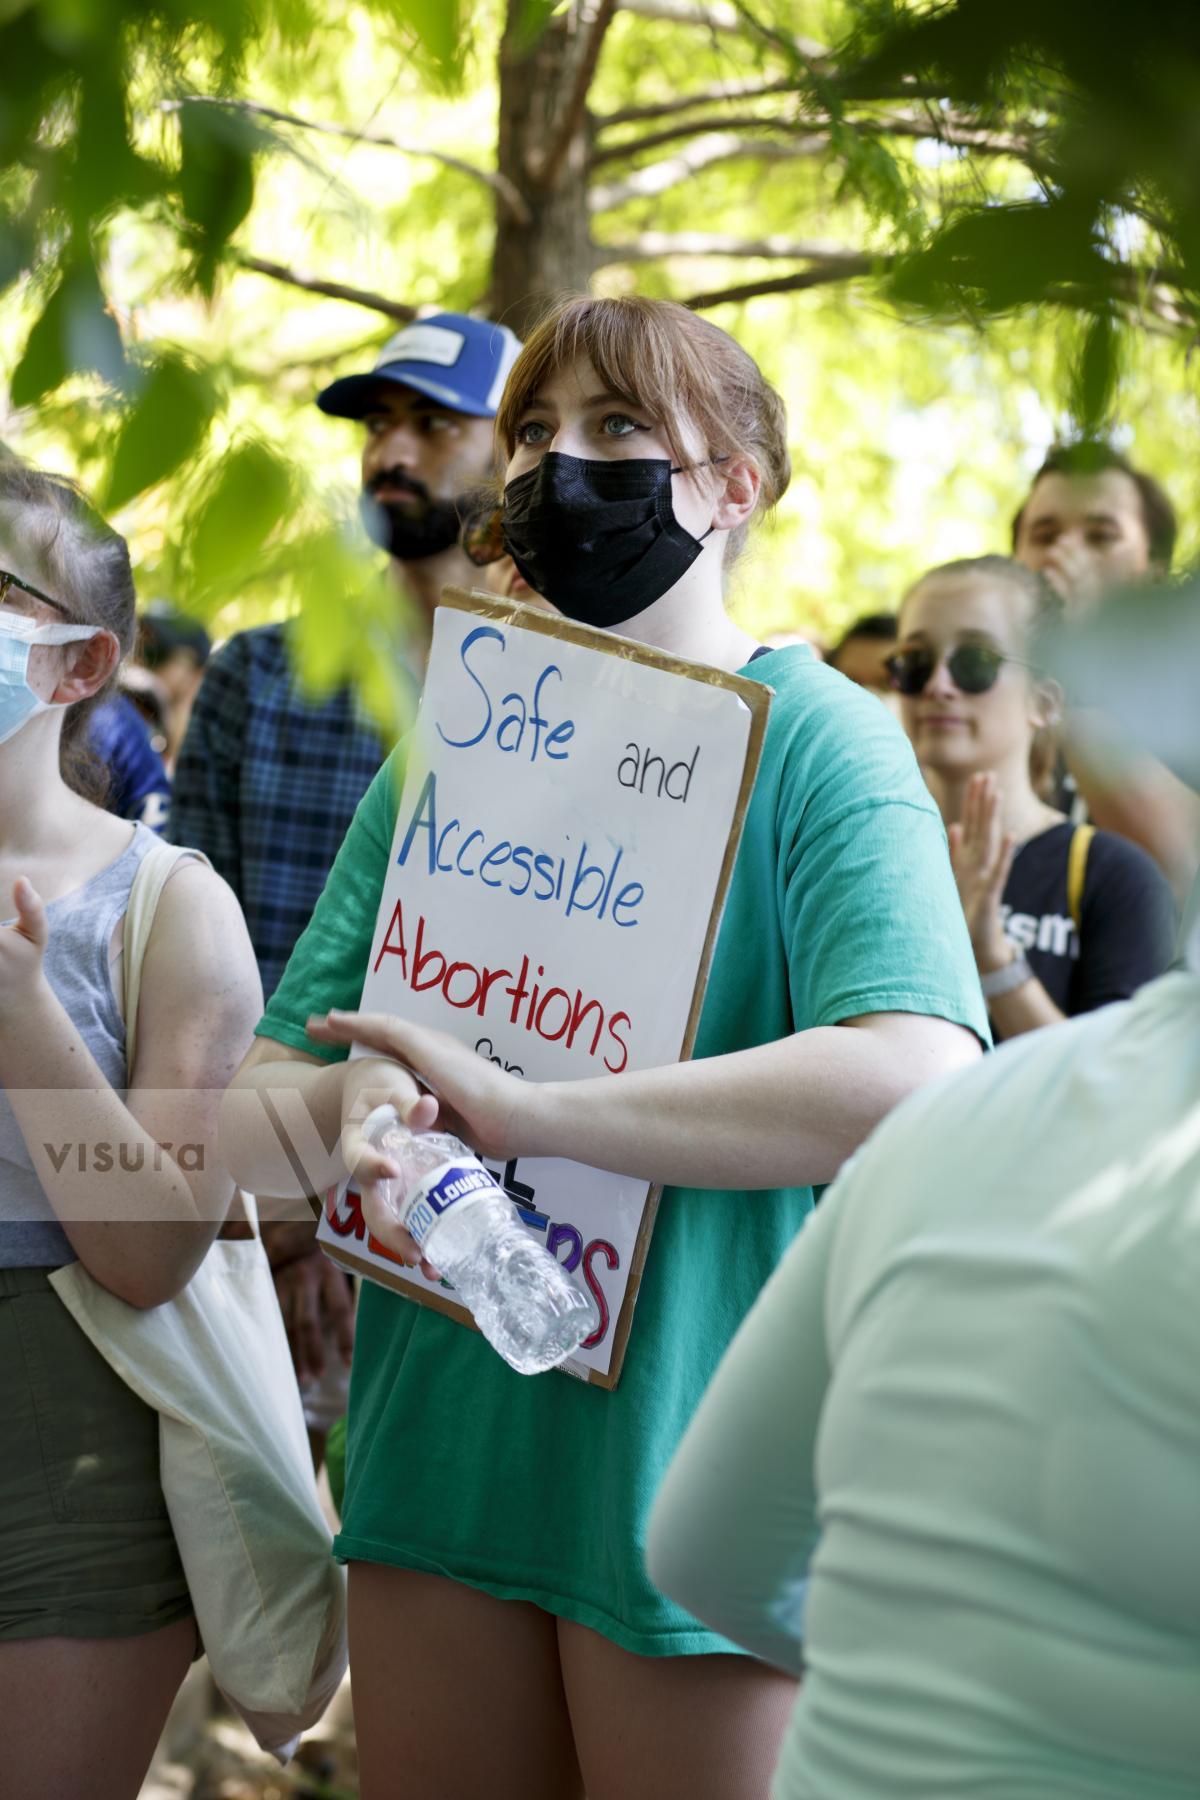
373;901;631;1073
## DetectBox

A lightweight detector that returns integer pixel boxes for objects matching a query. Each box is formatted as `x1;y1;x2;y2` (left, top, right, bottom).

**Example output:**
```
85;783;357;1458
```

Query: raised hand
1038;539;1105;610
0;878;51;1023
946;773;1017;974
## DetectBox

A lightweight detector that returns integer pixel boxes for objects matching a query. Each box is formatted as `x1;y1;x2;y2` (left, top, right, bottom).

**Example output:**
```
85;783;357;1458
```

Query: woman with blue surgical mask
0;460;261;1799
221;296;989;1800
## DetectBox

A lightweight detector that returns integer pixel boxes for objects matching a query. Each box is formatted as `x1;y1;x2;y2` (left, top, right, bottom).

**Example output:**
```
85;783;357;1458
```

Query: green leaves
1069;307;1123;438
890;198;1112;317
389;0;468;91
10;253;125;407
177;100;260;296
186;439;295;595
511;0;567;48
104;356;215;512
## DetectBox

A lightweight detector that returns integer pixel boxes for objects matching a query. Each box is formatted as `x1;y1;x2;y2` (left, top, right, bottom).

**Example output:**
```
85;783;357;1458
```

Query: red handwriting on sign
325;1184;365;1240
582;1239;618;1348
372;901;631;1074
325;1184;410;1268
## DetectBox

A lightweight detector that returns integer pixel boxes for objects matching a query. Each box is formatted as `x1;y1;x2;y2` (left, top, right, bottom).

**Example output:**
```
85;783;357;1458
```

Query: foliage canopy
1;0;1197;697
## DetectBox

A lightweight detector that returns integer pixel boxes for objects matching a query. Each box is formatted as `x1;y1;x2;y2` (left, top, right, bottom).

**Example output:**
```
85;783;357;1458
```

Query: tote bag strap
122;840;211;1072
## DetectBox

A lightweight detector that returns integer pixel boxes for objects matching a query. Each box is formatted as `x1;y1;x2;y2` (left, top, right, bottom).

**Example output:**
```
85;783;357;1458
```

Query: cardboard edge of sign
320;587;774;1392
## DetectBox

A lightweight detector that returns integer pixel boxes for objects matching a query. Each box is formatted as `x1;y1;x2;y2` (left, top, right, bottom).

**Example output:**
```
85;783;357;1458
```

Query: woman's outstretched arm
306;1006;979;1193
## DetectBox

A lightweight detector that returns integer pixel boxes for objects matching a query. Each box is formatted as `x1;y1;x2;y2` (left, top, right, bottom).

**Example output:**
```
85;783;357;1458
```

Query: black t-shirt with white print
998;820;1177;1027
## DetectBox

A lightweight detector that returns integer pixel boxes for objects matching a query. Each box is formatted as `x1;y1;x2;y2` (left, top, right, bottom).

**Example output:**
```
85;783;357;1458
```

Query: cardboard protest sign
318;588;770;1387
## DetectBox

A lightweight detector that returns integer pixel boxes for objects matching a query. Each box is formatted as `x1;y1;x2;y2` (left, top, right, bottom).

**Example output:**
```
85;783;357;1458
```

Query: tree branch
684;257;880;310
169;95;532;226
594;105;1047;172
872;110;1049;170
528;0;619;192
596;78;799;128
593;110;825;165
596;231;869;264
232;254;416;322
590;132;826;212
616;0;740;28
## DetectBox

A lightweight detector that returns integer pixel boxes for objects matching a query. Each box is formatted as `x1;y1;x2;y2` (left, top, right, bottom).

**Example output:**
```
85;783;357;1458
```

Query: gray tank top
0;823;162;1267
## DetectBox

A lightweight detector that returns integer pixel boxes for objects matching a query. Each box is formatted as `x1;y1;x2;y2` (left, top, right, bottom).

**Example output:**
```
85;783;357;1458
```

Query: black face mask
501;453;713;629
359;471;467;562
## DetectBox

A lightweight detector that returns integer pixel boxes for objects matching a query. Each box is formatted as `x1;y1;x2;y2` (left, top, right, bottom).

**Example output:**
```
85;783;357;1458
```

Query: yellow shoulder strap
1067;823;1094;933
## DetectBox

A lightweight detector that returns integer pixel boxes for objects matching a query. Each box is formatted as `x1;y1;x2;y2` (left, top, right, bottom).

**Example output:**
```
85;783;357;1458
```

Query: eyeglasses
885;642;1023;697
0;568;76;623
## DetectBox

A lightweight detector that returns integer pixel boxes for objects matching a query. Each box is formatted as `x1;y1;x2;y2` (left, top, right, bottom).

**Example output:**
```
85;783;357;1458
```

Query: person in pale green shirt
222;295;988;1800
650;957;1200;1799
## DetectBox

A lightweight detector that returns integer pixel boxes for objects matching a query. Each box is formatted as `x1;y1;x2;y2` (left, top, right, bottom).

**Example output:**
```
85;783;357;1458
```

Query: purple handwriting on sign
547;1222;583;1273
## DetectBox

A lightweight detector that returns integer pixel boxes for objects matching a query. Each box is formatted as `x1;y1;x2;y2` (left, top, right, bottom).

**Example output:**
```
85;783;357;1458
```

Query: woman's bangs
564;307;677;432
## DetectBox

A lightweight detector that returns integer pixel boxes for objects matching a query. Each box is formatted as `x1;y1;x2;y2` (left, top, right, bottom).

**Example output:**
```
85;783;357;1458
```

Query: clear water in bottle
360;1105;598;1375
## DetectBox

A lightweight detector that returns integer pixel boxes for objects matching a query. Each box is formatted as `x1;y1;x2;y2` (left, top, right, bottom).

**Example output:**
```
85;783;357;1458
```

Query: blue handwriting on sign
437;625;575;763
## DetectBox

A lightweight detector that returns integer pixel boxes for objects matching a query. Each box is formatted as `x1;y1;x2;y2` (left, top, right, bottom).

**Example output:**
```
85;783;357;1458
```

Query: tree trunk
492;0;602;337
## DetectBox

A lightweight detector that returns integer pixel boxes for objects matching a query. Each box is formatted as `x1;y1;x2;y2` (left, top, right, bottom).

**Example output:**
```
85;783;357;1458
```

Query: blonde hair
496;296;790;562
900;555;1065;797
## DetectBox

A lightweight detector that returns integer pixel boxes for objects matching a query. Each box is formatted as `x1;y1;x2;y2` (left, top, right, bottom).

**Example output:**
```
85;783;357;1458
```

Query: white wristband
980;954;1034;999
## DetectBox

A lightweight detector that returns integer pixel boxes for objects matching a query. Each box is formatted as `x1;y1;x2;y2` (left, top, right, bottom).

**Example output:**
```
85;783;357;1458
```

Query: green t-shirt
261;646;989;1655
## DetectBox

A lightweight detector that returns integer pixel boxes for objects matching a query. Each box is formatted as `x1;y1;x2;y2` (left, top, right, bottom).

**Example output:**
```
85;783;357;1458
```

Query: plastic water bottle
360;1104;598;1375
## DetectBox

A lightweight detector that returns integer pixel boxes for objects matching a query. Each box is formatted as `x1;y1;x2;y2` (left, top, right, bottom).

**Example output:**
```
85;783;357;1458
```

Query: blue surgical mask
0;611;100;748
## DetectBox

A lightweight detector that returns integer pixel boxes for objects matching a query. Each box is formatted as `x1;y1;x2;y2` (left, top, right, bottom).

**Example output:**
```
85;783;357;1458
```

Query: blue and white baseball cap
317;313;522;420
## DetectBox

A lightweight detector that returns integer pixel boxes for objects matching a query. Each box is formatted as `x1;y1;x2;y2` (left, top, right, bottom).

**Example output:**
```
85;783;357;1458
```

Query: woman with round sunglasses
0;461;262;1798
222;296;989;1800
891;555;1176;1040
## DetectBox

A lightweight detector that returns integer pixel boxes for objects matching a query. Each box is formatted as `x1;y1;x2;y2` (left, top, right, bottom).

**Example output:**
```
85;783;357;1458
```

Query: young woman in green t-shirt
222;296;987;1800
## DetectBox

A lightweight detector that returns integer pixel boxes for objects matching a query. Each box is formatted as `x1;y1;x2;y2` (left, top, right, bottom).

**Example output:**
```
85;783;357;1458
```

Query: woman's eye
599;412;647;438
516;420;551;446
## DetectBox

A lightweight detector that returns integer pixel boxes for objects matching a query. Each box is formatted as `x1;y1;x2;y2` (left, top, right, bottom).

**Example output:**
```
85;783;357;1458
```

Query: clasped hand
310;1010;534;1274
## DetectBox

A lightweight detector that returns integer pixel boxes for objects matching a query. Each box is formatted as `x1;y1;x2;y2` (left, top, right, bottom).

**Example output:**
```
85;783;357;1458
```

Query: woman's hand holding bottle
337;1053;440;1270
314;1010;531;1160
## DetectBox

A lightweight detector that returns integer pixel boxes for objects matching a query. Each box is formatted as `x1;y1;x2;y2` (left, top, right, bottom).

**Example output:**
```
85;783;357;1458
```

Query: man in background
1010;440;1198;900
826;612;899;701
137;603;211;772
1012;441;1176;606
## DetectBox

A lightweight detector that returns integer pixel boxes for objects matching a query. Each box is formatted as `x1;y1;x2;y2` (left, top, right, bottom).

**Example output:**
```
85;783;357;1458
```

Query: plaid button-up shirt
169;623;395;1002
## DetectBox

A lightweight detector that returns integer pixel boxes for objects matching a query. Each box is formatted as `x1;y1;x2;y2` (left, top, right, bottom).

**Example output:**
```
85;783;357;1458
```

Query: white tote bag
49;841;347;1761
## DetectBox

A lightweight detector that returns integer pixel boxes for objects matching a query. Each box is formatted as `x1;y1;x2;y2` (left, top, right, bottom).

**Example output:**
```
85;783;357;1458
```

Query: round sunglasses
885;642;1024;697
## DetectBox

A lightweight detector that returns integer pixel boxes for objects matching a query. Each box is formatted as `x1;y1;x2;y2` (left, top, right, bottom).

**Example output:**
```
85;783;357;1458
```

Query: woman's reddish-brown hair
496;295;790;557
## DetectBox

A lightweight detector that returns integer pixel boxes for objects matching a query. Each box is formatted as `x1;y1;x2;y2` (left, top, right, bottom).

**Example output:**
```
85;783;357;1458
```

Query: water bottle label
400;1159;506;1248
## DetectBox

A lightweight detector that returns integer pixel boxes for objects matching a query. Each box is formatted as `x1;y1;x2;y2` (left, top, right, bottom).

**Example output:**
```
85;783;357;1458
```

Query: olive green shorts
0;1266;194;1643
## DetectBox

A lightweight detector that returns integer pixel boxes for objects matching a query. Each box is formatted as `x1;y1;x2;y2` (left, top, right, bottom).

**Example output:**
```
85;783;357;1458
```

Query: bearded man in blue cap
169;314;520;1446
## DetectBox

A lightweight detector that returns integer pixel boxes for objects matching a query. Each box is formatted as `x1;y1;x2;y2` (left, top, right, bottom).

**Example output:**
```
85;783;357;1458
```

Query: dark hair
495;295;791;565
138;606;211;669
1012;441;1177;570
0;458;137;802
828;612;898;670
900;555;1065;794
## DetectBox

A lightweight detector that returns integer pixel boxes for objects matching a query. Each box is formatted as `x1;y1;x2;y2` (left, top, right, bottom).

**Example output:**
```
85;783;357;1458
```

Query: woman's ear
1030;675;1065;732
51;630;121;705
711;458;760;534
